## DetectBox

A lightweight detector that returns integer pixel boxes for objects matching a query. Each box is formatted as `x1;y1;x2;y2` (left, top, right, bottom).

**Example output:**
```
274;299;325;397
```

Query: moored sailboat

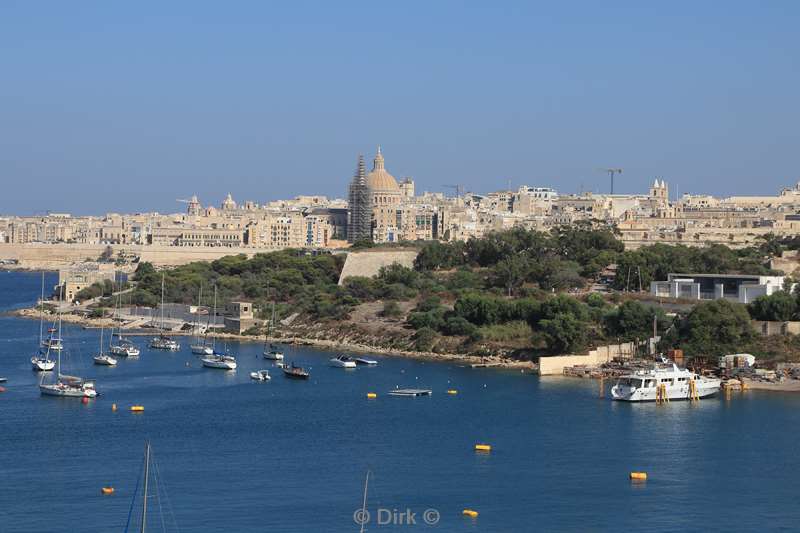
263;301;284;360
190;285;213;355
200;286;237;370
31;273;56;371
93;326;117;366
149;274;180;351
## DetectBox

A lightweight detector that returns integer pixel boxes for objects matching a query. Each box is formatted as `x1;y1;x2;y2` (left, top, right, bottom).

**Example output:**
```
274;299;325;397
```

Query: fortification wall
0;243;258;268
338;250;419;284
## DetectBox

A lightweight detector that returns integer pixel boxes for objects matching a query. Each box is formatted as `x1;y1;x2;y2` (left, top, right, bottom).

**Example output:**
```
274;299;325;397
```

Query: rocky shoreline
10;307;534;370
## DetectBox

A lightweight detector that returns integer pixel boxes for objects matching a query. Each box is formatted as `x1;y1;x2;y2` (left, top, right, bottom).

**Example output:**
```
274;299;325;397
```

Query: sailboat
201;286;237;370
149;274;180;351
190;285;213;355
31;272;56;371
93;326;117;366
40;279;63;353
124;441;178;533
262;301;284;360
39;308;98;398
110;286;140;357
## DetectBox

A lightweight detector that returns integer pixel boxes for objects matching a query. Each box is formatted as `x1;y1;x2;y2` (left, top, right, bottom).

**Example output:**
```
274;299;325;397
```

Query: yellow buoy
447;389;458;395
630;472;647;481
101;487;114;495
130;405;144;412
474;444;491;452
462;509;479;518
366;393;377;399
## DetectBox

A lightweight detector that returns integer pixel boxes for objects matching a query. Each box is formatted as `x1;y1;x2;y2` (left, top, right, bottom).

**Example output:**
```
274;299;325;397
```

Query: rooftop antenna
597;168;623;194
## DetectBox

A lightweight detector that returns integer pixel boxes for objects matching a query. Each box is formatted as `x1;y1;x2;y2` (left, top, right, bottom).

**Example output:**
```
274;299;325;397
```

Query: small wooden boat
283;363;310;380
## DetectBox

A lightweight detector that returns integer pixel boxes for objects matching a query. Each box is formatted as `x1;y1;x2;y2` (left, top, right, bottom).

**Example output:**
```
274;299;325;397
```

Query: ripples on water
1;271;799;532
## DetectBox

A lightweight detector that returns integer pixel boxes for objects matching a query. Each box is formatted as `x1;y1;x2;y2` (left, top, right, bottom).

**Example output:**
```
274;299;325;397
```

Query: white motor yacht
330;355;357;369
611;363;721;402
93;354;117;366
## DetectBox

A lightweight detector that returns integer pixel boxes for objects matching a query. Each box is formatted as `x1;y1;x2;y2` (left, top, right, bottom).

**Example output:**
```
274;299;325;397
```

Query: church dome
366;147;400;192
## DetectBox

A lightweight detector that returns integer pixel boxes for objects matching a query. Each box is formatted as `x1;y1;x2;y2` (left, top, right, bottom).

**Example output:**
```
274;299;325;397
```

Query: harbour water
1;271;800;531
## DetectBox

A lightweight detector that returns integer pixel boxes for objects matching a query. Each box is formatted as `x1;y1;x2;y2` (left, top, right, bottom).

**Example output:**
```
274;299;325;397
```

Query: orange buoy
101;487;114;495
82;397;89;404
130;405;144;412
0;386;5;393
630;472;647;481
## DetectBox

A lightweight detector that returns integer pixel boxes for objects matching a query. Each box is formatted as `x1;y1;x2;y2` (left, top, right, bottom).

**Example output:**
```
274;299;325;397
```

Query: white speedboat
250;370;271;381
330;355;356;369
611;363;721;402
202;353;237;370
110;340;140;357
355;357;378;366
93;354;117;366
31;355;56;371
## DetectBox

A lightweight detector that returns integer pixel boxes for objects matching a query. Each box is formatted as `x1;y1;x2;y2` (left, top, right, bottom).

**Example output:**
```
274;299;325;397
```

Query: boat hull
31;358;55;371
201;358;237;370
611;380;721;401
191;345;214;355
40;384;97;398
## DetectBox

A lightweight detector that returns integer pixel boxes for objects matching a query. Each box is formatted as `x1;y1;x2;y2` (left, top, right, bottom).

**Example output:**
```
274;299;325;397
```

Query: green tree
539;313;587;354
676;300;755;357
748;291;797;321
491;255;529;296
413;327;438;351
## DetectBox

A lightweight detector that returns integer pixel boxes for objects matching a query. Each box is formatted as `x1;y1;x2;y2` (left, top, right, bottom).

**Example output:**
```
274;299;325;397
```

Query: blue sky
1;1;798;214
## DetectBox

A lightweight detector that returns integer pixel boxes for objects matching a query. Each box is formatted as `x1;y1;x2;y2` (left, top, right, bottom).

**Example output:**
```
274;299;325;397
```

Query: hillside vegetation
100;227;798;360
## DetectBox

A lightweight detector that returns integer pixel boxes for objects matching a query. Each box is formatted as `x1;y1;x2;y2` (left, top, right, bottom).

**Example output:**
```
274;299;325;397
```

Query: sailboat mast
39;271;44;344
141;441;150;533
211;286;217;351
160;274;165;334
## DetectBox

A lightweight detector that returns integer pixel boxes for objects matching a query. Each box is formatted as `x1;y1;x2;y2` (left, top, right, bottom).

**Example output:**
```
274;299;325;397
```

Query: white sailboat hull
330;358;356;368
110;345;140;357
31;357;55;371
263;351;284;360
40;383;97;398
93;355;117;366
192;345;214;355
202;357;237;370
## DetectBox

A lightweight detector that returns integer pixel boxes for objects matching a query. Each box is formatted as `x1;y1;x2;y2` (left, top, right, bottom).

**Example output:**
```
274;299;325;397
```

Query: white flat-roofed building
651;272;786;303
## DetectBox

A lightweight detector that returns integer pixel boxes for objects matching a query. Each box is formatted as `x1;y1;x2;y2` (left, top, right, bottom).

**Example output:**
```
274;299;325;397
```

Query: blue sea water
1;270;800;532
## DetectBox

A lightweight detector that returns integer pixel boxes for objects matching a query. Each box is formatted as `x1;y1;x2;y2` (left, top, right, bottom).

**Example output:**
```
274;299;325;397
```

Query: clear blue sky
1;1;798;215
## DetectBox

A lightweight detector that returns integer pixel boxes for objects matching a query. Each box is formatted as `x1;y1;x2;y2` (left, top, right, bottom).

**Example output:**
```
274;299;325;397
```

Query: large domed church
347;147;402;243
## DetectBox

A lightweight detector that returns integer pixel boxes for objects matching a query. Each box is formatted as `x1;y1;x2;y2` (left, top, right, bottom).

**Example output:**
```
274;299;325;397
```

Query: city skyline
2;2;799;214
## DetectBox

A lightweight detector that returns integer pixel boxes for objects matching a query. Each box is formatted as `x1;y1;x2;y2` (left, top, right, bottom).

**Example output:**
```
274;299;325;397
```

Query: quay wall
538;342;636;375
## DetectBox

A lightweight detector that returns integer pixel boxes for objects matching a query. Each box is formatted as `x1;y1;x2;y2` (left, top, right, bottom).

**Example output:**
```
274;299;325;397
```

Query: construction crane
442;184;465;197
597;168;623;195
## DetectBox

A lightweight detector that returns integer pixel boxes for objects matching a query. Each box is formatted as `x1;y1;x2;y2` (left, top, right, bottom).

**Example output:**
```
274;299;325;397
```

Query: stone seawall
0;243;262;268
